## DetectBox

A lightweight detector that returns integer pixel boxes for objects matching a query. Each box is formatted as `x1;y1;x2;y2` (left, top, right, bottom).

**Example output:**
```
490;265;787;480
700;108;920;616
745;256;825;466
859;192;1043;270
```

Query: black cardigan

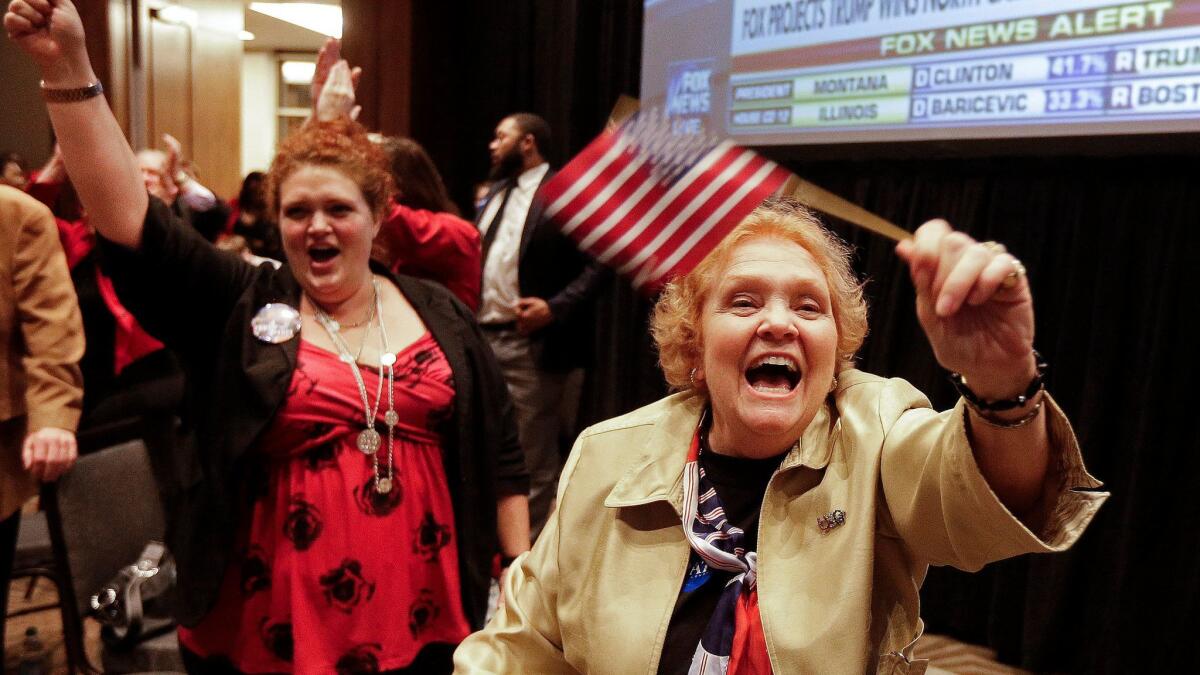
101;198;528;629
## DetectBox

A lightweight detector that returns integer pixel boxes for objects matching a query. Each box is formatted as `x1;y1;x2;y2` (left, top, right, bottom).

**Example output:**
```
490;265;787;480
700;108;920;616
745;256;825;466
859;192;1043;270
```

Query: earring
689;368;698;387
829;376;838;392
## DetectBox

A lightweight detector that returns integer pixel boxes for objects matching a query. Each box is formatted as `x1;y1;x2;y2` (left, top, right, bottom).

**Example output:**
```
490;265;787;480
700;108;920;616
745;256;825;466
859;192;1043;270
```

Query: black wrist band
500;554;518;568
949;351;1046;412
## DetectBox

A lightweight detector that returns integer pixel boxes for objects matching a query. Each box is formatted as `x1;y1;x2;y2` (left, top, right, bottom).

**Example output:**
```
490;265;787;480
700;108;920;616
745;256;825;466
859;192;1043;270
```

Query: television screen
641;0;1200;145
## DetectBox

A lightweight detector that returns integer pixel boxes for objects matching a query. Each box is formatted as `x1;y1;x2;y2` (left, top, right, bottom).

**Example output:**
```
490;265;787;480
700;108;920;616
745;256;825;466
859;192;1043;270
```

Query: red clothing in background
26;180;93;269
179;334;470;673
27;179;164;376
94;269;164;374
222;196;242;238
375;202;481;311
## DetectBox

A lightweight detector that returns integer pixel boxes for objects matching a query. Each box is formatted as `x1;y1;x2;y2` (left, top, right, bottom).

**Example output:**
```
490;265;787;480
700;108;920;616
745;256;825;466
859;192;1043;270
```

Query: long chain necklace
310;278;398;494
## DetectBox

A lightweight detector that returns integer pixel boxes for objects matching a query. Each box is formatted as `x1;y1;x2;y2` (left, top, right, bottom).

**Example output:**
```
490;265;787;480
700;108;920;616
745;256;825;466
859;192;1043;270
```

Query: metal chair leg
22;574;38;600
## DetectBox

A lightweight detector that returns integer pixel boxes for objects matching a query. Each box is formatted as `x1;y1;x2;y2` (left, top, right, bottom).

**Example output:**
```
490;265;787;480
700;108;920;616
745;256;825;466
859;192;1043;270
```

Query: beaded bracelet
949;351;1046;412
967;397;1044;429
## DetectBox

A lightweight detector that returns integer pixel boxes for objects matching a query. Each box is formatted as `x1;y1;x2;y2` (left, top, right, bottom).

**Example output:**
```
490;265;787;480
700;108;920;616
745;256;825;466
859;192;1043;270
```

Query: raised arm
895;220;1049;523
5;0;146;248
33;144;66;185
311;38;361;123
163;133;218;212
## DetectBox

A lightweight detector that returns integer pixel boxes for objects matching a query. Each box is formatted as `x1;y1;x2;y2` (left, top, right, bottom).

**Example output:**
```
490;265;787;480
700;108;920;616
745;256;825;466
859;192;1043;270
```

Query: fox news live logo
666;59;713;135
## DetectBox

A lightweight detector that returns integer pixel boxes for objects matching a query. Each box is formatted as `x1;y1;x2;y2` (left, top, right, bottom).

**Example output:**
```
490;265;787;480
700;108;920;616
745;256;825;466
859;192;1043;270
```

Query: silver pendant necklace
310;278;398;494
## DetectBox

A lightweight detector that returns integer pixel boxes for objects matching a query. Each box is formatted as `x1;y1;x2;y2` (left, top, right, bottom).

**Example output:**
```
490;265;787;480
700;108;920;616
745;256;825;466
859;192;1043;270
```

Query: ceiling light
155;4;198;27
249;2;342;39
281;60;316;84
239;30;256;41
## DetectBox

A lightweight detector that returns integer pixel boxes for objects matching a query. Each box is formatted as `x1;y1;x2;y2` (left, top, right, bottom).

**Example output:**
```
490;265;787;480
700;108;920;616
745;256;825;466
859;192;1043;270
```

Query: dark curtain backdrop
799;155;1200;673
401;2;1199;672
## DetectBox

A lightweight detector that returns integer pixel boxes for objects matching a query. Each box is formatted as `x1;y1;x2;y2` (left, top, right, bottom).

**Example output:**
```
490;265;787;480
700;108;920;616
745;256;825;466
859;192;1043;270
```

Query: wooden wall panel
147;17;192;155
2;0;240;197
0;0;120;165
104;0;132;139
185;0;243;198
143;0;243;198
341;0;413;137
81;0;243;198
0;26;52;163
75;1;114;110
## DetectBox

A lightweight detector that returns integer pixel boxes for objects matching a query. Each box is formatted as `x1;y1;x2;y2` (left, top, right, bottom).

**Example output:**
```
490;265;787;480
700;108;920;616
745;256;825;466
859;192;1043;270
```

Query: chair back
42;415;181;674
52;436;166;618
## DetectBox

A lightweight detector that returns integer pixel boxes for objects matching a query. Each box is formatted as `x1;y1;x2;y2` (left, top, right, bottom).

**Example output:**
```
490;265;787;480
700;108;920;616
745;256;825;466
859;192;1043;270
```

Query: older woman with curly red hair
5;2;528;673
455;197;1106;673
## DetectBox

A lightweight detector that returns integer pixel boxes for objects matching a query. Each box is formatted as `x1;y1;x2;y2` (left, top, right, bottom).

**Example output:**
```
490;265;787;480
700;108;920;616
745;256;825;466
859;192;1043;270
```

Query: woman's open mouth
308;246;340;267
744;355;801;394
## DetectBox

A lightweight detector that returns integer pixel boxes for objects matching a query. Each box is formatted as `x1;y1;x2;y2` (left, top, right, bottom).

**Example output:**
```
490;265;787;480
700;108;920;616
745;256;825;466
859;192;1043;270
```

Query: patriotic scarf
682;419;773;674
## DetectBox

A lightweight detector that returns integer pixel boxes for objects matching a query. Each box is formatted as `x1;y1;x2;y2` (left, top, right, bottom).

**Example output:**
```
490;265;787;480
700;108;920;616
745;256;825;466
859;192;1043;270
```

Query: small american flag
540;110;791;292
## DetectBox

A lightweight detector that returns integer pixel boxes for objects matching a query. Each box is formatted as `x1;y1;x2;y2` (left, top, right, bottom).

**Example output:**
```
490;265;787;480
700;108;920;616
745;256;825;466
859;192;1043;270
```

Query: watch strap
41;81;104;103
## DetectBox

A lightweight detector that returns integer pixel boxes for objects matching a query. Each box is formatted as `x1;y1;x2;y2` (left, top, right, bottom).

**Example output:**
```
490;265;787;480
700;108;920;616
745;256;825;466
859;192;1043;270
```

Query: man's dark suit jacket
477;169;610;372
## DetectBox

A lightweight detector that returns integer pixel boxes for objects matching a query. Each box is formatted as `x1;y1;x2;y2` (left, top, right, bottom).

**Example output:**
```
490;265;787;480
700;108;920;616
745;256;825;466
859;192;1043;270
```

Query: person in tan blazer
0;183;84;666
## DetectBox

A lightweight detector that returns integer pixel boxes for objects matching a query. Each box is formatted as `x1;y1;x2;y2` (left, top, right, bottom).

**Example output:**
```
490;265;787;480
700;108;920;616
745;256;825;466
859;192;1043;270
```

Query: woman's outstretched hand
4;0;92;86
895;219;1037;399
316;60;361;122
312;37;362;122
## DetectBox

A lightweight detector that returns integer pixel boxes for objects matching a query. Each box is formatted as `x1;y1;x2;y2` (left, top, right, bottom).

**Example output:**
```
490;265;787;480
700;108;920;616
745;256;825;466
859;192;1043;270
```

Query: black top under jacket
100;197;529;630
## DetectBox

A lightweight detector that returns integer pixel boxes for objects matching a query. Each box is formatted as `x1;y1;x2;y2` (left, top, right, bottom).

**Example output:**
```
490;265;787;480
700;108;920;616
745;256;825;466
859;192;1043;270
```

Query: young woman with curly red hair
5;3;529;672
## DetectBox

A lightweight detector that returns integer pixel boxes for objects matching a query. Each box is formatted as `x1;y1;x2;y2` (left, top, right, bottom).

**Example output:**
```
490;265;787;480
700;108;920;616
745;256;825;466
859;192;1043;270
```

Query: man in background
476;113;608;540
0;185;84;666
137;133;229;242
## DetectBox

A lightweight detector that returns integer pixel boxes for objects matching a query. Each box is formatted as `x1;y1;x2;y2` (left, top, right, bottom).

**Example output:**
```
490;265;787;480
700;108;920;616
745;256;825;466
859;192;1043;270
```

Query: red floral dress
179;333;471;673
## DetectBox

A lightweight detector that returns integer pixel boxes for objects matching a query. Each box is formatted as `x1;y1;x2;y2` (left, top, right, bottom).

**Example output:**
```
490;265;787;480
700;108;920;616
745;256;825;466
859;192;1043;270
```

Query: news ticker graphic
709;0;1200;133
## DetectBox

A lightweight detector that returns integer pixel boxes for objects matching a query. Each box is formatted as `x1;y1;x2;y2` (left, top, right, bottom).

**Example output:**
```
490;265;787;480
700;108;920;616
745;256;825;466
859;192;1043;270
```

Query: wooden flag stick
779;175;911;242
607;94;641;129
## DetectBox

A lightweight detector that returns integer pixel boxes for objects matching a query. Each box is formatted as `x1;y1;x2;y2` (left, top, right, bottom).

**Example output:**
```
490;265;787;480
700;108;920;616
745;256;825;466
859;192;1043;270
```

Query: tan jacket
455;370;1106;674
0;185;84;518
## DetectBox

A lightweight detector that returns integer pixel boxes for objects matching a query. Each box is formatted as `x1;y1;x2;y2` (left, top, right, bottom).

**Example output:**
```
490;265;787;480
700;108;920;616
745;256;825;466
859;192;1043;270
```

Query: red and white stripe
541;121;791;292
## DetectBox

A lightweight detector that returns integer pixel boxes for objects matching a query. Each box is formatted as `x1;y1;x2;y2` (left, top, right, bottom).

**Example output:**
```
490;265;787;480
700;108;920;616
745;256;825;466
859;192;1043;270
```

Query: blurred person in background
374;136;481;311
215;232;282;269
224;170;283;260
138;133;230;242
475;111;610;540
472;181;491;214
0;184;84;670
27;144;90;266
309;41;481;310
1;151;29;189
25;144;180;428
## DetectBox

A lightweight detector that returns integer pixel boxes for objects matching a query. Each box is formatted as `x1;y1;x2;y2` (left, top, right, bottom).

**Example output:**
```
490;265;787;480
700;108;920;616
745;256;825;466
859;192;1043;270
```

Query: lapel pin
817;509;846;533
251;303;302;344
